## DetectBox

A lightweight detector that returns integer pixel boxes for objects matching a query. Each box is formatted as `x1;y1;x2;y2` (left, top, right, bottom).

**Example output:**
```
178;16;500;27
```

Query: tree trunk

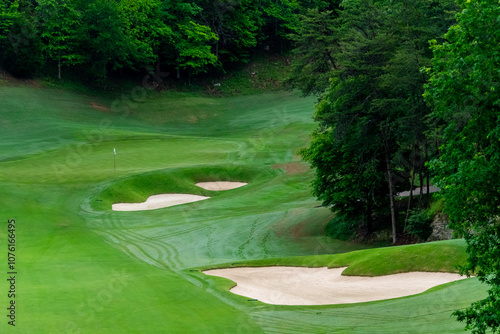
326;51;338;70
176;68;180;80
274;0;278;37
418;144;424;202
58;57;61;80
425;141;430;196
405;145;417;228
383;133;397;244
419;168;423;199
366;199;373;233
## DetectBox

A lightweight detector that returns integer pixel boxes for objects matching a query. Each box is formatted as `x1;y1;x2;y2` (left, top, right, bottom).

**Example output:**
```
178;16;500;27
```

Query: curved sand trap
195;181;247;191
112;194;210;211
203;266;467;305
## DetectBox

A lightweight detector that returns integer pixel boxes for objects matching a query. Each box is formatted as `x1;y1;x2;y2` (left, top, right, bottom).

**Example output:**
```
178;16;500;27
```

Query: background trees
302;0;402;243
174;20;218;82
1;0;359;83
2;0;335;82
36;0;85;79
285;7;339;95
301;0;457;243
0;0;42;77
0;0;21;58
197;0;263;64
425;0;500;332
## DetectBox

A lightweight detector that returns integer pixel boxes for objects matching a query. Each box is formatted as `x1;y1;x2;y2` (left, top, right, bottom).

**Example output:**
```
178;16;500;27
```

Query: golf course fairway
0;84;486;333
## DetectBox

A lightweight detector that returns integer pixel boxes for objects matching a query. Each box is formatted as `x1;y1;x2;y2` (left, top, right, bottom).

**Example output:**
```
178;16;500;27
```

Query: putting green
0;84;486;333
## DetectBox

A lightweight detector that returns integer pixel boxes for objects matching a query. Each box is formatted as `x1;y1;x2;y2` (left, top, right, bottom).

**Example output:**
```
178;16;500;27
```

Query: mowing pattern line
237;218;259;259
94;214;185;270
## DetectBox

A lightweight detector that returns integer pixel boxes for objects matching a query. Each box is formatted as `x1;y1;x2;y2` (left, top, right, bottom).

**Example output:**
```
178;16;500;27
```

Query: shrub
406;209;433;241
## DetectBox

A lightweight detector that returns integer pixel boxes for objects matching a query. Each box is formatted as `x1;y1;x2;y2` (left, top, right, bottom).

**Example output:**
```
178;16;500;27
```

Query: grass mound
204;239;467;276
93;165;277;211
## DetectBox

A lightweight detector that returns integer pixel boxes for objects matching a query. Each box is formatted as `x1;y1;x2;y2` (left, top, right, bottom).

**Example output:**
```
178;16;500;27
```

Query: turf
0;83;485;333
204;239;468;276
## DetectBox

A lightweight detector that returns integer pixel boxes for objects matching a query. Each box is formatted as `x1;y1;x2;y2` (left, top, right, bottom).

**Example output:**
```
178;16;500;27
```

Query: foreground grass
0;83;485;333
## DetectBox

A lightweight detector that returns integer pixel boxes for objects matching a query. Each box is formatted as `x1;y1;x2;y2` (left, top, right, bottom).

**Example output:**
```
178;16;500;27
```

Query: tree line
297;0;457;244
0;0;336;82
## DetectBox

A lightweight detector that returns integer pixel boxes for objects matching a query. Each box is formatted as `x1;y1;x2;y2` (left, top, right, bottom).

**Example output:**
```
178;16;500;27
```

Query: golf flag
114;148;116;155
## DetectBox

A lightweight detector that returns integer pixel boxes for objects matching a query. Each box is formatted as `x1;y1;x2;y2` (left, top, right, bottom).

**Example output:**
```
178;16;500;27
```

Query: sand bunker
203;266;467;305
112;194;210;211
195;181;247;191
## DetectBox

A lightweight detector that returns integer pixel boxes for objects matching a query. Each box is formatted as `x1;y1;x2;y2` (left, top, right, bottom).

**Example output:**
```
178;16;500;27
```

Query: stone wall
427;213;453;241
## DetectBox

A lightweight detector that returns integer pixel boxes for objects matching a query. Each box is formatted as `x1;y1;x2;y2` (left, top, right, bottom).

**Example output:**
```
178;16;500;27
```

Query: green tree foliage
302;0;456;243
174;20;218;81
75;0;170;81
198;0;263;63
261;0;305;53
424;0;500;332
77;0;130;80
286;7;340;95
0;0;220;81
36;0;85;79
0;0;42;77
264;0;300;35
0;0;21;69
157;0;202;78
0;0;18;43
303;0;402;242
118;0;171;68
379;0;456;219
1;0;349;83
405;209;432;241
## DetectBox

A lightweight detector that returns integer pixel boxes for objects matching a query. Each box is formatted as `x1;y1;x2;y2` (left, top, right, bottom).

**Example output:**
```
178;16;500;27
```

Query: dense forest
0;0;337;82
2;0;500;332
300;0;458;245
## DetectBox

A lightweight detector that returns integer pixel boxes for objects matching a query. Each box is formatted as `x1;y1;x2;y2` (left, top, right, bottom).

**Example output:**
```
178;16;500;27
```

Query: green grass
0;82;485;333
204;239;467;275
93;165;274;210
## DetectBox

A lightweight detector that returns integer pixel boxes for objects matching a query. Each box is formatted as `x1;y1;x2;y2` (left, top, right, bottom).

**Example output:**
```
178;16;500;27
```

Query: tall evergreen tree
301;0;456;243
286;7;340;96
302;0;400;242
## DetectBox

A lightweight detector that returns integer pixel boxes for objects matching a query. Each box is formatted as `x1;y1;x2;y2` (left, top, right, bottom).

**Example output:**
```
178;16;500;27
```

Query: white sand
203;266;467;305
112;194;210;211
195;181;248;191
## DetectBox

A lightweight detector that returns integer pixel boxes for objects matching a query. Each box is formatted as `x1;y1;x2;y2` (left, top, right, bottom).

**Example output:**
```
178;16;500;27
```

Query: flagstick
113;148;116;172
